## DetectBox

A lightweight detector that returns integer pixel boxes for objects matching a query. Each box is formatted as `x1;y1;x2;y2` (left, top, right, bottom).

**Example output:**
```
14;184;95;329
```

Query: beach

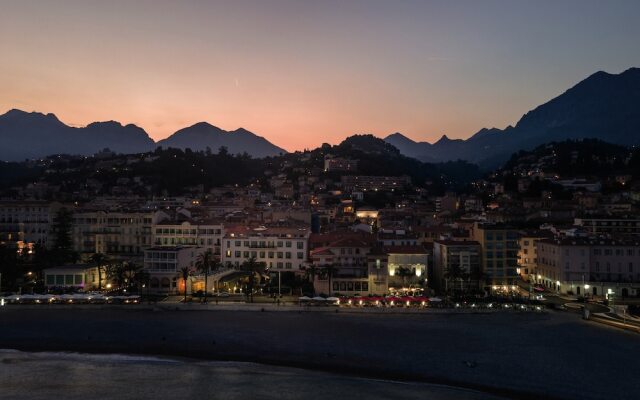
0;307;638;399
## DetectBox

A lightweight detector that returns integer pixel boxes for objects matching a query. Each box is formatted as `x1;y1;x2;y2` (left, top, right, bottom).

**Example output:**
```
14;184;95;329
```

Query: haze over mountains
385;67;640;169
1;68;638;166
0;110;287;161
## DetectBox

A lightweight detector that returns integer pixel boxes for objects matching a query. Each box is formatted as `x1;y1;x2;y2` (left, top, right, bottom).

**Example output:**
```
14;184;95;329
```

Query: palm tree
89;253;110;291
241;257;265;303
104;263;123;291
320;264;338;296
178;266;191;303
121;261;143;292
302;264;320;296
195;250;215;303
444;264;469;295
396;266;414;287
133;268;150;296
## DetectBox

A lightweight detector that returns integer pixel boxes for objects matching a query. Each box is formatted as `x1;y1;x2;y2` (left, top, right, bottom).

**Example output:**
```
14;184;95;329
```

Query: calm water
0;349;502;400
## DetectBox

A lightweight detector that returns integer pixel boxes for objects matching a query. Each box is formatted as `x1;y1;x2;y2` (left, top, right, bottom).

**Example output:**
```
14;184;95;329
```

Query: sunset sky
1;0;640;151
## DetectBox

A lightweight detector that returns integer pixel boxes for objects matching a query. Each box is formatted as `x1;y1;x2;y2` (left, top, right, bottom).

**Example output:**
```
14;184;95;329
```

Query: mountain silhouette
156;122;286;157
385;67;640;169
0;110;286;160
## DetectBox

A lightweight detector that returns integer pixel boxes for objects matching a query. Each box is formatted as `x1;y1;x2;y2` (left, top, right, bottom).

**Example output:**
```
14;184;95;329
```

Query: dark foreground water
0;349;502;400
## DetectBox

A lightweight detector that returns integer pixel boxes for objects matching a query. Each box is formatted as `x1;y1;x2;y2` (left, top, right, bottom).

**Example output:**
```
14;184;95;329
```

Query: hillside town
1;137;639;310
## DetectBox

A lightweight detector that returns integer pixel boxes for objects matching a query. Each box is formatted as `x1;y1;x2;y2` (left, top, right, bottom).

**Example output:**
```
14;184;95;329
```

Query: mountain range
0;110;286;161
1;67;638;165
385;67;640;169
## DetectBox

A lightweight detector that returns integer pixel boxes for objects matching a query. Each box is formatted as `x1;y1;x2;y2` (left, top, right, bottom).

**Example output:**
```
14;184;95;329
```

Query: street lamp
584;284;590;301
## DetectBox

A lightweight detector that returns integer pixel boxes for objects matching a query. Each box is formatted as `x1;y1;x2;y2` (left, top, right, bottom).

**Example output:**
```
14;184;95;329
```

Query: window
297;252;304;259
297;242;304;249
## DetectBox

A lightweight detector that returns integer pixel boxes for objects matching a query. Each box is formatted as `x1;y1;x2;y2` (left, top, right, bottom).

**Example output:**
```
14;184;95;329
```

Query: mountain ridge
0;110;287;160
385;67;640;169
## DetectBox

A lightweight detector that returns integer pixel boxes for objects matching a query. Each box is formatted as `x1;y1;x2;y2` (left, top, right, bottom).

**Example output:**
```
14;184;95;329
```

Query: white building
222;223;310;272
143;245;200;293
72;209;154;259
152;218;224;258
0;201;62;248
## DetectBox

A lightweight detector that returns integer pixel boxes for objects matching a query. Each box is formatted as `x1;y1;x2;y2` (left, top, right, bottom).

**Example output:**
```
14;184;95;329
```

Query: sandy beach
0;307;638;399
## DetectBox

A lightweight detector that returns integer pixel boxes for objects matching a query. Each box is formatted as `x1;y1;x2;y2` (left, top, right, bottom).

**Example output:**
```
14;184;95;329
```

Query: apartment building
536;238;640;297
517;230;553;280
221;223;310;271
472;223;520;286
432;240;481;293
152;218;224;258
323;156;358;172
310;238;373;295
341;175;411;192
574;217;640;237
71;208;154;259
0;201;62;248
143;245;199;293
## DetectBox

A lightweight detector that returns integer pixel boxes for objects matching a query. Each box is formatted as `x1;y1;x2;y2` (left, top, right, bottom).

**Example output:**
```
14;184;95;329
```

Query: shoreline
1;308;638;400
0;345;536;400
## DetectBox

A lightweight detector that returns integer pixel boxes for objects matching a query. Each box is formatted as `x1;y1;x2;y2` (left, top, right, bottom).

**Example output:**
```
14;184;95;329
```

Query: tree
105;263;125;290
301;264;321;296
195;250;215;303
50;208;78;265
319;264;338;296
444;263;469;296
395;266;415;287
133;268;151;296
121;261;143;292
0;244;20;292
240;257;265;303
89;253;110;291
178;266;191;303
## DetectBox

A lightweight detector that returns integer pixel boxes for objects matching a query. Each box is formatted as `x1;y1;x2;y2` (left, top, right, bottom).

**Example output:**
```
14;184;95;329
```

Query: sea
0;349;502;400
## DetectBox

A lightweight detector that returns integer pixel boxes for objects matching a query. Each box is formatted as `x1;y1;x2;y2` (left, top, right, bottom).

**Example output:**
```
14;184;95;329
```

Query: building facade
536;238;640;297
